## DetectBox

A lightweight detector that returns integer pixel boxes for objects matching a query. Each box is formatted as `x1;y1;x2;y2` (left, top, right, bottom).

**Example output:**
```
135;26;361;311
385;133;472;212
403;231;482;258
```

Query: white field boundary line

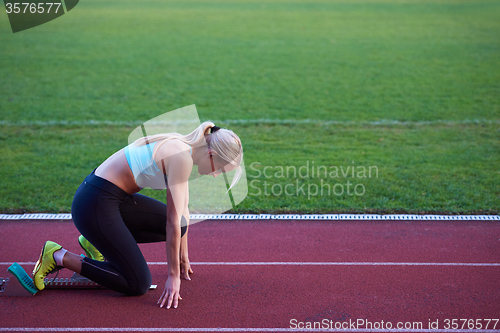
1;261;499;267
0;118;498;127
1;328;500;332
0;213;499;221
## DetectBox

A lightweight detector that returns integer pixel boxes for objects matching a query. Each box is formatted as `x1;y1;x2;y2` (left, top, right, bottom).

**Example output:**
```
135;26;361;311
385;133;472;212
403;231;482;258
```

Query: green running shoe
32;241;63;290
78;235;105;261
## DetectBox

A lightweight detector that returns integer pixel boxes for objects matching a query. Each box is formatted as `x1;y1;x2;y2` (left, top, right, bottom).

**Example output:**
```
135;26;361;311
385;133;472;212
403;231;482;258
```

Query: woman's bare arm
158;152;192;309
180;206;193;280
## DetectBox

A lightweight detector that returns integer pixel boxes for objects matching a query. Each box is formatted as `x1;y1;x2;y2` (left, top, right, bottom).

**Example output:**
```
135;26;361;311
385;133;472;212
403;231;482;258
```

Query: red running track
0;219;499;332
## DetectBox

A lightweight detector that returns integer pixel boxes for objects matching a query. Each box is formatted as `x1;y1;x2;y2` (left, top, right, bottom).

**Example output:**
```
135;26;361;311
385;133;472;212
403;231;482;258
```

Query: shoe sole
33;241;48;276
33;241;51;290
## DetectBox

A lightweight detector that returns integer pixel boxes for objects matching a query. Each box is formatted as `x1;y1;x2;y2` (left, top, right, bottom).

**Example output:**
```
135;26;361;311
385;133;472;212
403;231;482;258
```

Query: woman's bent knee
128;283;150;296
126;273;152;296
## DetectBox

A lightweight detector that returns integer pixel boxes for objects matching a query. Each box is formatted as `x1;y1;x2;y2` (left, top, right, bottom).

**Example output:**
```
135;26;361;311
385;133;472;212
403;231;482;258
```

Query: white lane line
1;213;499;220
0;328;499;332
1;262;499;267
163;262;500;266
1;118;498;127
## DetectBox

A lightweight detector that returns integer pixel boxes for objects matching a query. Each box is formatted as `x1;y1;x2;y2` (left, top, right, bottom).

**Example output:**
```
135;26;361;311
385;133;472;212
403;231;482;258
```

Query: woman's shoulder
154;140;192;182
154;139;193;166
156;139;190;154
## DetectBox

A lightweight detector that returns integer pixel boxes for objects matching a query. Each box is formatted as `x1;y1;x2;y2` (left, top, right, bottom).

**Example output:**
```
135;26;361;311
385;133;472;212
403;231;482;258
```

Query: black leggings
71;170;186;296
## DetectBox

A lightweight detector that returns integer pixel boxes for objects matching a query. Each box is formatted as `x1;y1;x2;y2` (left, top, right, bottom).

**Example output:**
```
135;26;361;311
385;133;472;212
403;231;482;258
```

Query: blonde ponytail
205;125;244;191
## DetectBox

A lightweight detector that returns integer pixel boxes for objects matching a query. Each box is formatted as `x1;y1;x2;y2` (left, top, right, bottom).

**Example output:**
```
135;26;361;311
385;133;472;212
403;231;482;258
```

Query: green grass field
1;0;499;214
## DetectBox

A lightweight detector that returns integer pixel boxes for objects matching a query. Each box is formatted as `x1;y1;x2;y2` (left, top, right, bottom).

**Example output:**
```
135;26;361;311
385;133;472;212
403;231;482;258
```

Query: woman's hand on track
157;276;182;309
180;258;193;280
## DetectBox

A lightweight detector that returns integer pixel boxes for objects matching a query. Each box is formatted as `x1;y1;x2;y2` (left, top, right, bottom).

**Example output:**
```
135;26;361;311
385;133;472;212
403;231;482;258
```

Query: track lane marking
0;327;499;332
1;262;499;266
1;213;499;220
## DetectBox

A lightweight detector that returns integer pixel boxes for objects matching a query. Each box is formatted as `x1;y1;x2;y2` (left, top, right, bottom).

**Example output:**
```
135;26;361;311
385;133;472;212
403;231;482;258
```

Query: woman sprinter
32;122;243;309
